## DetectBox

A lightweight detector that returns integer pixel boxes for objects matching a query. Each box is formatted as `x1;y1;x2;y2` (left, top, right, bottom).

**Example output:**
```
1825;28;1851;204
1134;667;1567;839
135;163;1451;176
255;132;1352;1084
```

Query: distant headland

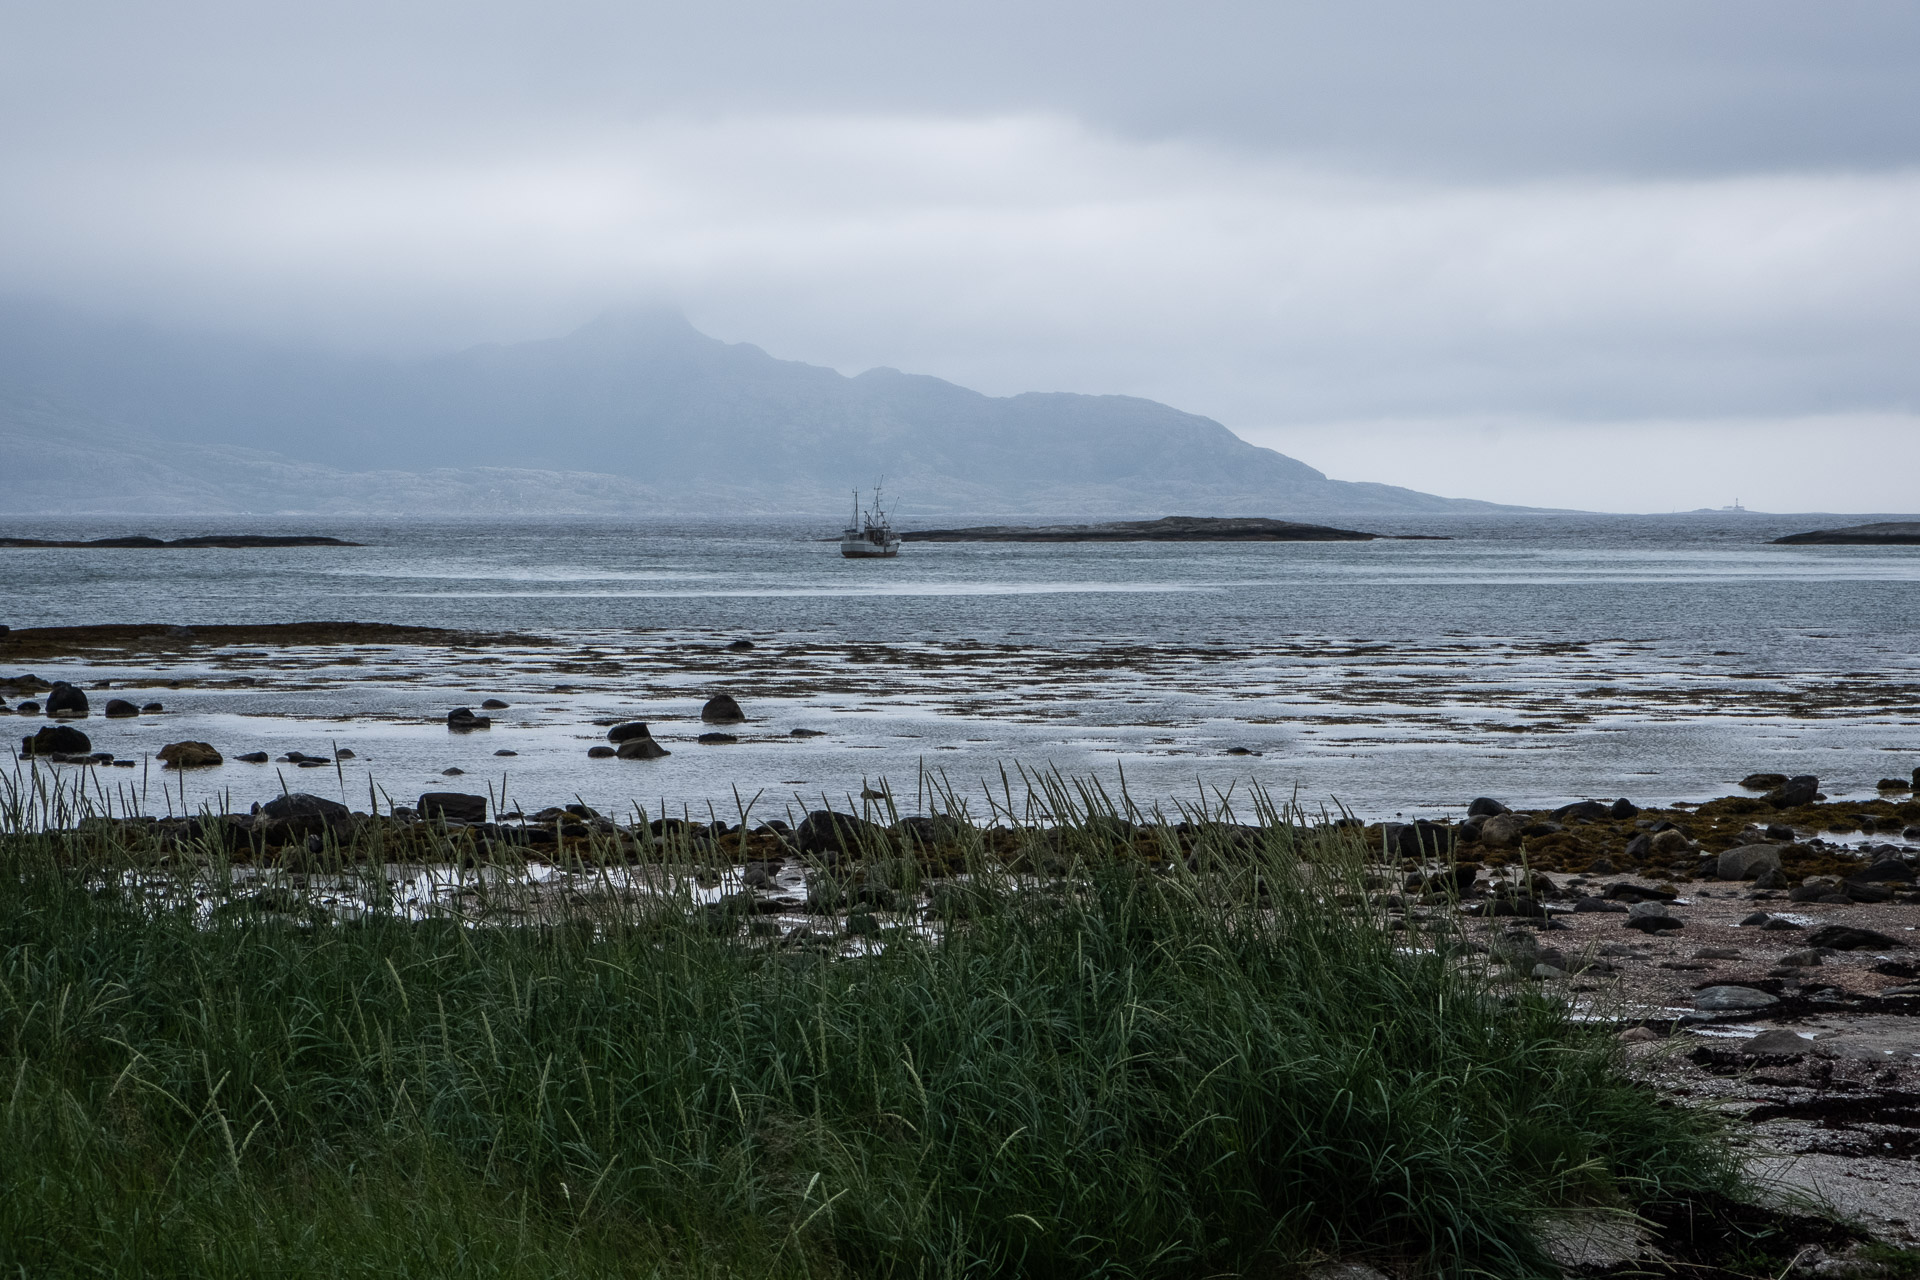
0;535;359;549
1771;521;1920;546
899;516;1446;542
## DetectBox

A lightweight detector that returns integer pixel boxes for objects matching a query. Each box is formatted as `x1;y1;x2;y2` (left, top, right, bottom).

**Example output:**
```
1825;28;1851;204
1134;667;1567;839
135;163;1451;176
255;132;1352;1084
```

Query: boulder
1715;844;1783;881
1693;985;1777;1012
616;738;669;759
1609;798;1640;819
1624;913;1684;933
697;732;738;745
1622;833;1652;860
1879;778;1913;792
158;741;222;768
606;721;652;744
1849;858;1916;884
793;809;886;858
726;638;756;651
15;701;39;715
1804;925;1907;952
1382;820;1454;858
45;682;89;717
1740;772;1788;790
22;725;91;756
1752;867;1786;890
235;751;270;763
1604;881;1677;903
1477;812;1526;850
700;694;746;724
1762;775;1818;809
1649;828;1695;856
1466;797;1511;817
140;702;163;713
586;745;616;758
102;698;140;718
1741;1029;1815;1056
446;707;491;730
417;792;487;823
1552;799;1613;822
789;727;826;737
480;698;509;709
256;793;352;840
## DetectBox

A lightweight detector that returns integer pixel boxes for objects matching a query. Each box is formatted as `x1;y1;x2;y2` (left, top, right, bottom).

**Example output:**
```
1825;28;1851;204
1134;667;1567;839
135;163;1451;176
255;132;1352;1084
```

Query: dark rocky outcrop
606;721;652;744
1467;797;1511;817
701;694;745;724
697;732;738;745
235;751;270;763
157;741;222;768
22;725;91;756
1762;775;1819;808
901;516;1385;542
616;738;669;760
480;698;509;709
1803;925;1908;952
793;810;886;859
446;707;491;730
417;792;487;823
103;698;139;717
45;682;88;716
1772;521;1920;545
255;793;352;841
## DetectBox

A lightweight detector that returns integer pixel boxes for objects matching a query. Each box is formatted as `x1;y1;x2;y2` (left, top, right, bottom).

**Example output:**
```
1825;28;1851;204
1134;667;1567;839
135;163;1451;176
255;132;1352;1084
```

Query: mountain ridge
0;300;1541;516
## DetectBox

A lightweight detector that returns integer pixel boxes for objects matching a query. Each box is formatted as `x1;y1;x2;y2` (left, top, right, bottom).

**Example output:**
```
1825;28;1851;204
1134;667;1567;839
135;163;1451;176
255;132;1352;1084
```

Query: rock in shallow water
157;741;222;768
606;721;652;743
45;682;88;717
616;738;669;759
102;698;139;718
700;694;745;724
22;725;91;756
1762;774;1818;808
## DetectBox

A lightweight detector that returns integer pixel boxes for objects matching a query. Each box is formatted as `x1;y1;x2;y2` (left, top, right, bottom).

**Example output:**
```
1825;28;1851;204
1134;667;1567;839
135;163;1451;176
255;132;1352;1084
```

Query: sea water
2;512;1917;823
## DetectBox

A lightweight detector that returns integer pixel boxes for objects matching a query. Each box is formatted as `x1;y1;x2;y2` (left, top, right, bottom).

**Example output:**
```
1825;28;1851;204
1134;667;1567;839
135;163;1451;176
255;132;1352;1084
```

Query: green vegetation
0;770;1740;1278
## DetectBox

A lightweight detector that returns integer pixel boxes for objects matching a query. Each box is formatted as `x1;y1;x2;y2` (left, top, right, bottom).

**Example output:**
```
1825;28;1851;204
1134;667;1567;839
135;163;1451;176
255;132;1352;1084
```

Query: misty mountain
0;300;1526;516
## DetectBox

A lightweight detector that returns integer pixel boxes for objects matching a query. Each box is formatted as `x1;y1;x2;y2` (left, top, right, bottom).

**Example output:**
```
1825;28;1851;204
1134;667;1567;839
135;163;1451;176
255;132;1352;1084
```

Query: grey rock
1752;867;1787;890
1693;985;1778;1012
234;750;269;763
446;707;491;730
1467;797;1511;817
1777;949;1826;967
480;698;509;709
697;732;738;745
1477;812;1526;850
1850;858;1916;884
1573;898;1628;913
1627;901;1671;919
607;721;652;743
157;740;222;768
1762;775;1818;808
1609;798;1640;819
1624;912;1684;933
1741;1029;1814;1055
616;738;670;759
1716;843;1783;881
586;745;616;758
102;698;139;717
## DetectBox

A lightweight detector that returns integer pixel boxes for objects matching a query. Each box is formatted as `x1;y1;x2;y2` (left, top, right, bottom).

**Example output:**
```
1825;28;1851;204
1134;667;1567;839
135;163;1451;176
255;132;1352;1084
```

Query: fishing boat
840;487;901;558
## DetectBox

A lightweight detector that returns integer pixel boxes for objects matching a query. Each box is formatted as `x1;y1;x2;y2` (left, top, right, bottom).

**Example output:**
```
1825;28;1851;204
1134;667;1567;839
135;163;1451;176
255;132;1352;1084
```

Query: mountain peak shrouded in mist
0;300;1523;516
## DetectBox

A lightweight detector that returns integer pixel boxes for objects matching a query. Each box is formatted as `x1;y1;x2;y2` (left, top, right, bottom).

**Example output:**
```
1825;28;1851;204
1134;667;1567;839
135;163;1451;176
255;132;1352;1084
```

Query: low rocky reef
899;516;1416;542
1772;521;1920;546
0;534;359;549
0;620;546;662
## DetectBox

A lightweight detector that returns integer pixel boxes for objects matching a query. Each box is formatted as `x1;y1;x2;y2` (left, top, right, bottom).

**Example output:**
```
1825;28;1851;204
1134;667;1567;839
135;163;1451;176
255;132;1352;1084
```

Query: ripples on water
2;513;1917;819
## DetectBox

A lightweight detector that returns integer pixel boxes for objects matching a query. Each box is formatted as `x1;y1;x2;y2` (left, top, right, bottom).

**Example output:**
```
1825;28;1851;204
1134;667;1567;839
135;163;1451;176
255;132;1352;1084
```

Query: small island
1771;521;1920;546
0;534;361;549
900;516;1415;542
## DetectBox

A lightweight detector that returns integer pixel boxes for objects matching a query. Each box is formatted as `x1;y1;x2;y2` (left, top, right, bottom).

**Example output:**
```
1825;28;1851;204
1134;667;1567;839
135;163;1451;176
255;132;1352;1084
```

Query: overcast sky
3;1;1917;512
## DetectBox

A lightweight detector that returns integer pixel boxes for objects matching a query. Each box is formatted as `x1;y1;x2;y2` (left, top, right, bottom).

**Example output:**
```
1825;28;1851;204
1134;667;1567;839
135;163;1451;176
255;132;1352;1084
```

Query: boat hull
840;534;900;558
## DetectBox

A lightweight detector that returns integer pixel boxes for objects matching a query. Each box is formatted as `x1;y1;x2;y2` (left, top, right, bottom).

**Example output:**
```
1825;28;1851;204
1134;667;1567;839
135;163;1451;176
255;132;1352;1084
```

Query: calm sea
3;512;1917;823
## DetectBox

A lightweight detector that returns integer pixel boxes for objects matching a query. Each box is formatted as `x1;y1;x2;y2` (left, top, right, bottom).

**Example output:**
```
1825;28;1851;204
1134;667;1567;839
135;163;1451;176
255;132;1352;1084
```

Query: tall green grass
0;768;1737;1278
